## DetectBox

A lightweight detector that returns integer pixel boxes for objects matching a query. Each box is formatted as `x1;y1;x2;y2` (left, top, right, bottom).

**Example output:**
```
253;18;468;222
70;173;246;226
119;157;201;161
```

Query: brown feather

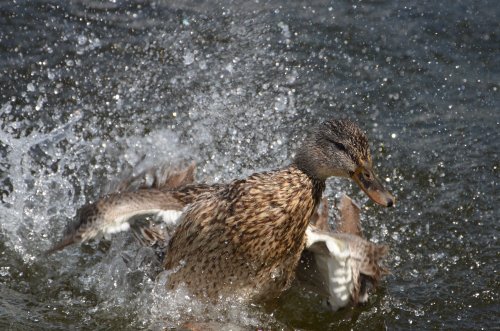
336;194;363;237
164;166;325;301
310;197;331;231
48;118;391;305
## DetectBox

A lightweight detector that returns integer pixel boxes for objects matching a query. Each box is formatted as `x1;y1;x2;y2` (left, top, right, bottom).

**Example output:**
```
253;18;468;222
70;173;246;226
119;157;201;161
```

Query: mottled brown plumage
164;166;324;300
49;118;394;303
161;119;393;301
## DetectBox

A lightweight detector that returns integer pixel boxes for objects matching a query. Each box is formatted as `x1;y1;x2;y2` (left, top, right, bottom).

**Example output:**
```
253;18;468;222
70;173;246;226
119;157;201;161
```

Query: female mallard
49;118;394;302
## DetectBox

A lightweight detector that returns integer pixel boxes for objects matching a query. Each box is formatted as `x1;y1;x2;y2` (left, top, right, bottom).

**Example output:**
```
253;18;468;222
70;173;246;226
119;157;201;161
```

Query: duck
129;165;390;311
48;118;394;303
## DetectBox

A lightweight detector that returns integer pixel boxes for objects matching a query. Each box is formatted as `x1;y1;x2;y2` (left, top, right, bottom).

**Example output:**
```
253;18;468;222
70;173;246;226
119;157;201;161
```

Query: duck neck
289;164;326;207
293;144;339;182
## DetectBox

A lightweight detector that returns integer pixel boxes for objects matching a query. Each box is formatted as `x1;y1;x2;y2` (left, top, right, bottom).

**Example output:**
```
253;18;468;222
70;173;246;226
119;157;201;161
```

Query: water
0;0;498;329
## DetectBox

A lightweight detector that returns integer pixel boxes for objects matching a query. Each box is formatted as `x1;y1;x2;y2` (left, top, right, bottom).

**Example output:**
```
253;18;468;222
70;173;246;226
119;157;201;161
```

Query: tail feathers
131;222;166;247
358;243;390;283
130;219;170;261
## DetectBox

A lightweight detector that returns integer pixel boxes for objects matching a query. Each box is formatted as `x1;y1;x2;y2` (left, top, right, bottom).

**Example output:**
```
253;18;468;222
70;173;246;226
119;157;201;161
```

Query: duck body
166;166;325;300
48;118;394;304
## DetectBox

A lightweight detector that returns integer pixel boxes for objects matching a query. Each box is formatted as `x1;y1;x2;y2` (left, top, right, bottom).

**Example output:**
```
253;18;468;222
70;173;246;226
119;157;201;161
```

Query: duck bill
351;167;395;207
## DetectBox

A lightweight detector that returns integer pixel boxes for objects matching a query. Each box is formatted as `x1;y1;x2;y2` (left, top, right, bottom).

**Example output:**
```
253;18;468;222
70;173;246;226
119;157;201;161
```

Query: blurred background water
0;0;498;330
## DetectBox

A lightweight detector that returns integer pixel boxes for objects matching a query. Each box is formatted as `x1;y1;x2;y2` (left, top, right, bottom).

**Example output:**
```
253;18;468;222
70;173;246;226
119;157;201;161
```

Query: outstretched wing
46;189;185;254
302;226;353;310
300;194;389;311
46;162;198;254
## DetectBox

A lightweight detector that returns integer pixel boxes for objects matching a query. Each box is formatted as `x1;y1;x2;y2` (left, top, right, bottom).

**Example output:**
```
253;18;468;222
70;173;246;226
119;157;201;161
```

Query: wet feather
49;118;393;303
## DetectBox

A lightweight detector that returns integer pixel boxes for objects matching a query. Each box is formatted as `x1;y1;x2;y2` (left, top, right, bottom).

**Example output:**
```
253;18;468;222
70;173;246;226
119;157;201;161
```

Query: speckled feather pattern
334;233;389;303
48;118;390;305
303;195;389;308
322;119;371;165
164;165;325;301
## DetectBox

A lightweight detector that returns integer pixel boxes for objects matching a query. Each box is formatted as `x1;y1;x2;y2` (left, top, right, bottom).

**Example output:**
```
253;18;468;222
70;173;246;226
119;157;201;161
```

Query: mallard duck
298;195;389;311
49;118;394;302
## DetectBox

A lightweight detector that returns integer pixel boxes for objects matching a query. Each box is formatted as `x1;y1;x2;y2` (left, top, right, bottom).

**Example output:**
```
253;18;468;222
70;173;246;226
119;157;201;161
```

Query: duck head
294;118;395;207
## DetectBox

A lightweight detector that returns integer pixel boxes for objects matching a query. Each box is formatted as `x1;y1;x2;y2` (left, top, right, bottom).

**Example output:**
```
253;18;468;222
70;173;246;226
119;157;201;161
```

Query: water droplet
77;35;87;45
183;51;194;66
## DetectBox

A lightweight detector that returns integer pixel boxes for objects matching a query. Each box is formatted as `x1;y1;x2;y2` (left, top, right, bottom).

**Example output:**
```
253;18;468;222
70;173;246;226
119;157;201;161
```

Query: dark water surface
0;0;498;330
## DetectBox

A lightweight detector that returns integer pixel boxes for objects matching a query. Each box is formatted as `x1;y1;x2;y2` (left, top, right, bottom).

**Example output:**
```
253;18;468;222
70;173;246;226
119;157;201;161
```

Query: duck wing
301;225;353;310
336;194;363;237
46;162;214;254
299;194;389;310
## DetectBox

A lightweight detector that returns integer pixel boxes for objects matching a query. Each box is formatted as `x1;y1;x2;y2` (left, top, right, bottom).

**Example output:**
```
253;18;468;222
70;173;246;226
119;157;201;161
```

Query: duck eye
363;171;371;180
